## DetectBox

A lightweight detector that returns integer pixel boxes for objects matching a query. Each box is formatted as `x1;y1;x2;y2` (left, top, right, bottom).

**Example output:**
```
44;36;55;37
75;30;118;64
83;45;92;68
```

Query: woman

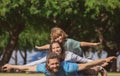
26;41;93;66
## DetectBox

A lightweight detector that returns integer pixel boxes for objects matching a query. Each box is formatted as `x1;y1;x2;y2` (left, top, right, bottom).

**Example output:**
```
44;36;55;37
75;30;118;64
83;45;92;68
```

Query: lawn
0;72;119;76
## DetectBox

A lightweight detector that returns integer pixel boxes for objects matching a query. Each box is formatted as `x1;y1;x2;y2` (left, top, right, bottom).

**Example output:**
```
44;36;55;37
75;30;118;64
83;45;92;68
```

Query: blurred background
0;0;120;72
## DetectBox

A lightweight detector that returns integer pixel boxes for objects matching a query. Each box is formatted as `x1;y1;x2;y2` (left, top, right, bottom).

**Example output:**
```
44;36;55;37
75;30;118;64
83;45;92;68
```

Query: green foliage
84;0;120;18
0;31;9;50
0;0;120;56
17;25;50;51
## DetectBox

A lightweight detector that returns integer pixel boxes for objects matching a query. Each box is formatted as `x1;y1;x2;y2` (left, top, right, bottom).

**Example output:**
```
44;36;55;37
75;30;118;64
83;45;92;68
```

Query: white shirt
26;51;93;66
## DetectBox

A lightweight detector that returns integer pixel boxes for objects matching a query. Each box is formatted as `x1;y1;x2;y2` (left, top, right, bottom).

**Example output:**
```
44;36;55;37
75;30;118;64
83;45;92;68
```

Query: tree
0;0;120;72
0;0;52;65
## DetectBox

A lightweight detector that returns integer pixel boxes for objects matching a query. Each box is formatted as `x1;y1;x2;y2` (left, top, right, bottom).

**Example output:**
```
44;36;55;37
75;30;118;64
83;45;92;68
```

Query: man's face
52;43;62;55
47;58;60;73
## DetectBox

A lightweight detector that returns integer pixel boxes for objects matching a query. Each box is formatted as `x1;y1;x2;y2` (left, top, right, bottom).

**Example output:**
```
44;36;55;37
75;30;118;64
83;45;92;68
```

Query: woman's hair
50;27;68;42
49;41;65;62
46;52;60;73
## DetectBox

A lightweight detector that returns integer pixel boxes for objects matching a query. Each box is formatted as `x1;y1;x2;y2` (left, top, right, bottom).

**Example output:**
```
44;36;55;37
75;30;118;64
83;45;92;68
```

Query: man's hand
2;64;12;71
105;56;116;62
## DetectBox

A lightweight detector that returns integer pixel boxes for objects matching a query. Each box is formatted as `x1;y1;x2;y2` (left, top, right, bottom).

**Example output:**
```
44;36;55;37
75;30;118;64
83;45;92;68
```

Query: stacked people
2;27;116;76
2;41;116;76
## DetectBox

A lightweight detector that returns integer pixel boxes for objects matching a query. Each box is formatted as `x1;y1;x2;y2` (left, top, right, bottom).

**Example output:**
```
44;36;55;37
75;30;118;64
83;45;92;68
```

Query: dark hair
49;41;65;62
46;52;60;73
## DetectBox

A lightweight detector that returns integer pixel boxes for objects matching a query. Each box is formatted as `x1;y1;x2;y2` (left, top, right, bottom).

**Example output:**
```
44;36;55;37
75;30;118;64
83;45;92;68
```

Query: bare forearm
35;44;50;50
11;65;29;71
80;42;101;46
2;64;37;72
80;56;116;70
78;59;106;71
85;59;106;68
10;65;36;72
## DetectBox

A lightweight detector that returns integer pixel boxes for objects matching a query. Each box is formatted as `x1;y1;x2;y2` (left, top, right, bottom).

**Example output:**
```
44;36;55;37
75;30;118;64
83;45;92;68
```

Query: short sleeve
65;38;80;49
62;61;78;73
36;63;46;73
64;38;83;56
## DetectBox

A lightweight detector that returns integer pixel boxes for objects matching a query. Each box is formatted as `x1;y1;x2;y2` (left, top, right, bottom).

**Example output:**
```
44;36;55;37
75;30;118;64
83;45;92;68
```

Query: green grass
0;73;44;76
0;72;119;76
98;72;120;76
106;72;120;76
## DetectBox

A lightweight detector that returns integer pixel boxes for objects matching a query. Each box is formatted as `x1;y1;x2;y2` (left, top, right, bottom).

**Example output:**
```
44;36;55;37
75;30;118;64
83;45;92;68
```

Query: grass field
0;72;120;76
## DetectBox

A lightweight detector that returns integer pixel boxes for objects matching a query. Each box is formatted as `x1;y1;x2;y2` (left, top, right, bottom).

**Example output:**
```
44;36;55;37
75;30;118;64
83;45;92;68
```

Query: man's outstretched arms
2;64;36;72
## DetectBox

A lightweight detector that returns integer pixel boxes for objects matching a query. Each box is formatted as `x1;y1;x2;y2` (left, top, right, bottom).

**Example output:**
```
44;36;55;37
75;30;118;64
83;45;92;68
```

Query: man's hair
49;41;65;61
46;52;60;62
50;27;68;42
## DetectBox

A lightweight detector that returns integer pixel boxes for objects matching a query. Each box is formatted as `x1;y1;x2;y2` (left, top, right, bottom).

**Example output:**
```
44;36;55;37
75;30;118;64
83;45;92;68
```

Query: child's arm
80;42;101;47
35;44;50;50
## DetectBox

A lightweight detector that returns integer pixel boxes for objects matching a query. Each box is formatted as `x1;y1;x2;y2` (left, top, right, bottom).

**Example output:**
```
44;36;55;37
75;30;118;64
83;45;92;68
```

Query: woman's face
51;43;62;55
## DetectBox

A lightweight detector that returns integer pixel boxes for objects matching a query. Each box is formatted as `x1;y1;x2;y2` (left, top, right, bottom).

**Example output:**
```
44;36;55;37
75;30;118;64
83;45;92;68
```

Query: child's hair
50;27;68;42
49;41;65;62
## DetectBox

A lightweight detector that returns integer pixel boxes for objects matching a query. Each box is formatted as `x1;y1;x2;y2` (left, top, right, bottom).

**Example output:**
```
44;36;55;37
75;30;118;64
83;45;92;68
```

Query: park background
0;0;120;74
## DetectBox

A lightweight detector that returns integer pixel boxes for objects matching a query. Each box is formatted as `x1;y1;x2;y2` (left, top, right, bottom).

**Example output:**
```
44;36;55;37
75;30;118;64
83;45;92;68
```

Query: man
2;52;116;76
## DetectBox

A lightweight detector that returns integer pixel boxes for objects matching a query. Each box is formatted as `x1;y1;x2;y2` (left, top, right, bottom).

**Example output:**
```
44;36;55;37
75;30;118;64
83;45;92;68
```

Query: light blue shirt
36;61;79;76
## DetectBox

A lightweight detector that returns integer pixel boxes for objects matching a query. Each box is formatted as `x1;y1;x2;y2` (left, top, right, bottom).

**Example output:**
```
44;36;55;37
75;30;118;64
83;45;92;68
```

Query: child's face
51;43;62;55
54;35;64;43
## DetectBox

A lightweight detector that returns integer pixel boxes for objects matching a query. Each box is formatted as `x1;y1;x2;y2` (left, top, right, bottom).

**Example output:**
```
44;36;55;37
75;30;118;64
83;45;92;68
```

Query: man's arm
2;64;36;72
78;56;116;71
35;44;50;50
80;42;101;47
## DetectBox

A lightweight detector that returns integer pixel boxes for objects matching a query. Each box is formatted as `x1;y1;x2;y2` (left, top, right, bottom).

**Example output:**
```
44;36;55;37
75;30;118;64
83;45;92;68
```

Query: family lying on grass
2;41;116;76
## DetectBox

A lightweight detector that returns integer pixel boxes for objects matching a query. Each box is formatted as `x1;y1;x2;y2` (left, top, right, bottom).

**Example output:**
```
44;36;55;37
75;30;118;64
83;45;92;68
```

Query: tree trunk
23;50;27;64
11;50;18;65
0;31;18;65
19;50;27;64
15;50;18;65
0;22;25;68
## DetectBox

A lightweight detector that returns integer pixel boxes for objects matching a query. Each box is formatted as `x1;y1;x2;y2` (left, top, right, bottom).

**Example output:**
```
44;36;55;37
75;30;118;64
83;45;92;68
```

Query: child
36;27;101;57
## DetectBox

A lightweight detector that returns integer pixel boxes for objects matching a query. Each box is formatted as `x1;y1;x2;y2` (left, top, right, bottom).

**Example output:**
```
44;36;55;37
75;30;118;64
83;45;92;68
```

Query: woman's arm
65;51;93;63
25;56;47;66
